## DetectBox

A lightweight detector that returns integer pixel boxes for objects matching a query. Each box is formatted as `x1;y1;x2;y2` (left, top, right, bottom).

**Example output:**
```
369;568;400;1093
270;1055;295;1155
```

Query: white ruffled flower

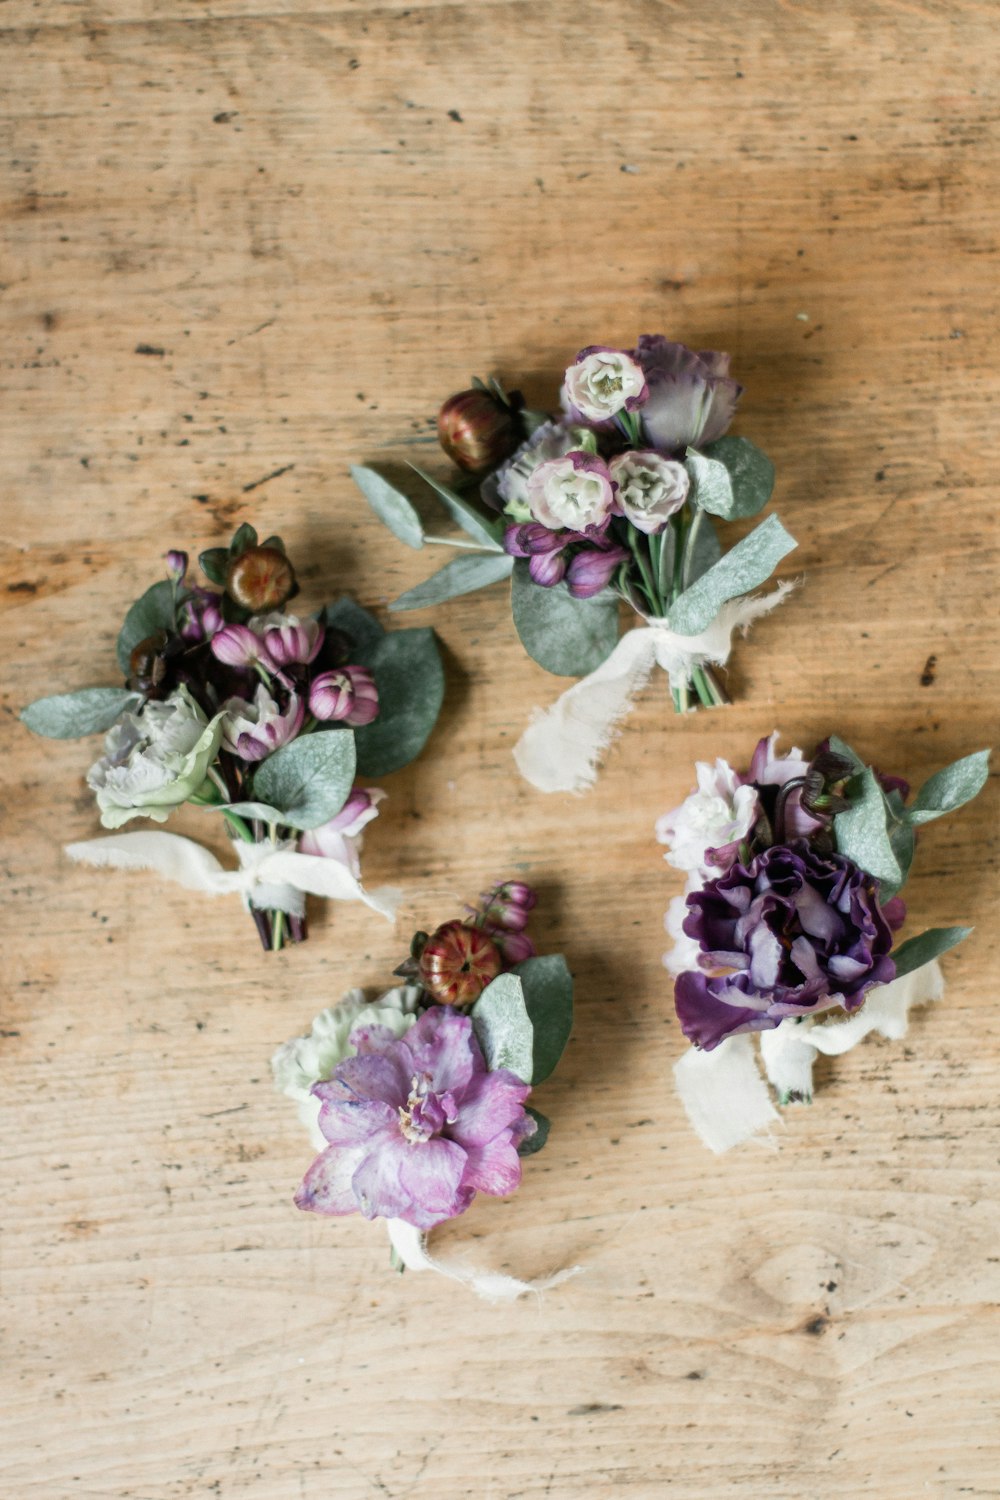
662;882;704;977
272;986;421;1147
609;450;690;534
87;685;222;830
656;759;759;876
564;347;648;422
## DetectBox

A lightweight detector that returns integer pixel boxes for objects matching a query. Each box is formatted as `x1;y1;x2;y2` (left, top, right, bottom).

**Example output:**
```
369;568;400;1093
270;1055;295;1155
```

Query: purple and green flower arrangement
660;733;990;1151
353;336;796;716
21;524;444;952
273;880;573;1283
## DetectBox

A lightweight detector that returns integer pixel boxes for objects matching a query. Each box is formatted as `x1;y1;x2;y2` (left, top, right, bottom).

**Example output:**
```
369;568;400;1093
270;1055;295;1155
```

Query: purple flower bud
489;928;536;964
565;544;628;599
179;588;222;643
166;550;188;582
528;550;567;587
503;522;568;558
478;879;537;931
309;665;379;727
253;612;324;667
211;623;278;672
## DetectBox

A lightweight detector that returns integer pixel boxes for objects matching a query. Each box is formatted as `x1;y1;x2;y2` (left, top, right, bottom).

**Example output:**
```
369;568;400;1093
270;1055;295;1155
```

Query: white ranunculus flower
563;347;648;422
87;684;222;830
609;450;690;534
272;986;421;1147
655;759;759;876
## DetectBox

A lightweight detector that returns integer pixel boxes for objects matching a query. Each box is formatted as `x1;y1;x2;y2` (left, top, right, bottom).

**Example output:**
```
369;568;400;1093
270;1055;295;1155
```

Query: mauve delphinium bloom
295;1007;535;1230
632;335;742;453
674;842;900;1050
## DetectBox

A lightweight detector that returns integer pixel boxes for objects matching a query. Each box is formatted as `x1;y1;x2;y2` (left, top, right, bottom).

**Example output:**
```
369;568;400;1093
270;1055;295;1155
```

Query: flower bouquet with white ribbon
660;733;990;1152
274;879;578;1301
354;336;797;793
21;524;444;951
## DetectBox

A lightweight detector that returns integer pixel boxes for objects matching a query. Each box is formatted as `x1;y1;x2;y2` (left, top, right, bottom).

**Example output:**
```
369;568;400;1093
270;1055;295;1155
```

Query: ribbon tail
758;1022;821;1104
655;581;799;688
806;960;945;1056
513;629;659;794
64;831;231;893
673;1034;781;1154
258;852;401;922
385;1219;582;1304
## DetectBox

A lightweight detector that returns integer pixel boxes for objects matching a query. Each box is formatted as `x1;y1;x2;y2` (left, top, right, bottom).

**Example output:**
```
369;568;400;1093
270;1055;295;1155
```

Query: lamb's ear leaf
351;466;424;549
20;687;140;739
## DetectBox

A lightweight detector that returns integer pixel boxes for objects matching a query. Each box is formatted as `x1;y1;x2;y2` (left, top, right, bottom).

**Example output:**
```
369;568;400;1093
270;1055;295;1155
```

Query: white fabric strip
385;1219;582;1304
675;961;945;1154
65;830;401;922
514;583;796;794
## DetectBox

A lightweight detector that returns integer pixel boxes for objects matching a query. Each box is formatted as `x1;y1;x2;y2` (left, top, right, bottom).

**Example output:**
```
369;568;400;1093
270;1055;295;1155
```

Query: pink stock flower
295;1007;536;1231
309;666;379;727
298;787;386;879
220;685;304;761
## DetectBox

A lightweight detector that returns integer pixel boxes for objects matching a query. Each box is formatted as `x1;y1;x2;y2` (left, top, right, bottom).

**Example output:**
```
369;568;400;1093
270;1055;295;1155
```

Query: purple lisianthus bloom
295;1007;535;1230
674;842;901;1050
563;345;648;423
633;335;742;454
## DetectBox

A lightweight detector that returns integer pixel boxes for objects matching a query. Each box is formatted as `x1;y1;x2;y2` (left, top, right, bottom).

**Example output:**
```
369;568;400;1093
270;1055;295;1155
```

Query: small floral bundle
273;880;577;1299
659;733;990;1151
21;524;444;952
354;337;797;792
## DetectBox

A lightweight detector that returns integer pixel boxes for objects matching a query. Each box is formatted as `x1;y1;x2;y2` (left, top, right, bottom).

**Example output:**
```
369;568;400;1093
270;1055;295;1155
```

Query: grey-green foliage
512;953;573;1083
351;465;425;549
510;559;621;676
408;464;505;550
667;514;797;637
116;580;177;673
891;926;973;979
322;597;386;659
517;1107;551;1157
908;750;991;825
390;552;513;612
20;686;140;740
686;436;776;521
228;729;356;831
353;627;445;778
834;766;902;890
470;973;534;1084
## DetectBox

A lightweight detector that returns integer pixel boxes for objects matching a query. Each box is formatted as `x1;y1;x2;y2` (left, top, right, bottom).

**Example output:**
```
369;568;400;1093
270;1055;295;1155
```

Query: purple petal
294;1145;365;1215
675;970;779;1050
351;1135;469;1229
327;1052;411;1108
460;1132;523;1197
314;1095;397;1147
406;1007;482;1094
448;1069;531;1148
794;882;843;944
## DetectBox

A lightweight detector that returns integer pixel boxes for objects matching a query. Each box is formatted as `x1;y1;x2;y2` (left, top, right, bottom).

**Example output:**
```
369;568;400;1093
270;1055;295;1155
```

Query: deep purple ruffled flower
632;335;742;453
675;842;901;1050
295;1007;535;1230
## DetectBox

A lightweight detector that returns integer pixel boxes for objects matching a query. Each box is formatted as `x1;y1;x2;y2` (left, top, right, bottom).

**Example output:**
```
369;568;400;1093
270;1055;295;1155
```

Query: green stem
221;809;254;843
424;535;493;551
680;505;708;592
271;909;286;952
671;507;690;603
629;525;661;616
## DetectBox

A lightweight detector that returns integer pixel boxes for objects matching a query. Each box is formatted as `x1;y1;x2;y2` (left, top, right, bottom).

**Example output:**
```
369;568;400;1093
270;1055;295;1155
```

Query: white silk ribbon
386;1218;582;1304
514;584;797;794
673;961;945;1154
64;830;402;922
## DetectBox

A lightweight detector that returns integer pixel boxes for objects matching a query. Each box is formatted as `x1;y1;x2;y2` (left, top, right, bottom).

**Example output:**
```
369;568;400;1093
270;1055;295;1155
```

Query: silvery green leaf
20;687;140;739
695;436;776;519
247;729;357;831
390;552;513;611
223;800;285;825
517;1107;550;1157
681;509;722;589
116;580;177;673
833;767;901;888
510;559;620;677
351;465;424;549
684;450;733;517
883;788;915;900
512;953;573;1084
353;627;444;778
409;463;505;551
891;926;973;979
667;514;797;637
322;597;385;658
907;750;991;826
470;973;534;1083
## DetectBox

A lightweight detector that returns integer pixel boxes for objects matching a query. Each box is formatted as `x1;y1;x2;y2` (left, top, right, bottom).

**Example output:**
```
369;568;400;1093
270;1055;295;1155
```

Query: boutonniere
659;733;990;1150
355;336;796;793
273;879;578;1299
21;525;444;951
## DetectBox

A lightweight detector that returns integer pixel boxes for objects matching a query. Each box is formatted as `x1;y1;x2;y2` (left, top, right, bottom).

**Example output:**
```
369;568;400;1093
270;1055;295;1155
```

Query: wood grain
2;2;999;1495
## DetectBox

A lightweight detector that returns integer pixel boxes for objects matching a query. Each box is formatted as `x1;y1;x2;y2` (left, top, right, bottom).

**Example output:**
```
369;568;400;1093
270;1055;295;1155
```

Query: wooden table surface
3;3;999;1496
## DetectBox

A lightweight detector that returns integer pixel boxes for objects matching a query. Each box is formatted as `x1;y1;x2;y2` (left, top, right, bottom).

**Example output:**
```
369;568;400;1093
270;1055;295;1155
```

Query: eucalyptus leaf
833;767;901;889
223;800;285;825
908;750;991;826
694;436;775;519
667;514;796;637
20;686;140;740
390;552;513;612
684;450;733;517
116;580;178;673
470;973;534;1083
891;926;973;979
884;788;915;897
510;559;620;677
198;547;228;586
351;465;424;549
322;597;386;658
512;953;573;1084
517;1107;551;1157
353;627;445;778
247;729;357;831
229;522;258;555
409;463;505;550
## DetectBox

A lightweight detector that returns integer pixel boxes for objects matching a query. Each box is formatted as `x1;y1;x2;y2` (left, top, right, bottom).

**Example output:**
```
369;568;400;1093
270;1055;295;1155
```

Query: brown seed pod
437;389;521;473
418;919;503;1007
225;545;296;612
